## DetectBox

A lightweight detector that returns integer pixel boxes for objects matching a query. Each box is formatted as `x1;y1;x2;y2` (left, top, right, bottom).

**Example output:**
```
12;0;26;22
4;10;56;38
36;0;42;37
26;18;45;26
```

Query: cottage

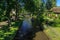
51;7;60;14
51;7;60;18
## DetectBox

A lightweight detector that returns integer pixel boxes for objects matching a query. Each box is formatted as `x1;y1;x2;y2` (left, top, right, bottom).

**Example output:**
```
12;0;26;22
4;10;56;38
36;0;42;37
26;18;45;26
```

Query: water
20;16;32;35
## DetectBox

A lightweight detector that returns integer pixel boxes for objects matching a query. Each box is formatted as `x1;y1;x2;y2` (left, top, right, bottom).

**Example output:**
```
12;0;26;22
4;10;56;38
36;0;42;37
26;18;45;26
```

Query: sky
56;0;60;6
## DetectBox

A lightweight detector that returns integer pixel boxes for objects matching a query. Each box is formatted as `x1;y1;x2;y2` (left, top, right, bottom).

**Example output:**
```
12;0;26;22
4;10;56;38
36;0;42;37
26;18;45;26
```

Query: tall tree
37;0;45;31
23;0;37;13
51;0;56;7
6;0;17;26
15;0;19;21
6;0;12;26
23;0;45;30
46;0;52;10
0;0;6;21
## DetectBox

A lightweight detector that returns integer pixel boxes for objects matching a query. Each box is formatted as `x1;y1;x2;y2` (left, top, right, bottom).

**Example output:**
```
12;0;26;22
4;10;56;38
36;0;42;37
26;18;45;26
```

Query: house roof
51;7;60;13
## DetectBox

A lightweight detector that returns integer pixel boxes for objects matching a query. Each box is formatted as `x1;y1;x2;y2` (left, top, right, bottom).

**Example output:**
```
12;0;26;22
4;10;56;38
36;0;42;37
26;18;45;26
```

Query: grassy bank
45;26;60;40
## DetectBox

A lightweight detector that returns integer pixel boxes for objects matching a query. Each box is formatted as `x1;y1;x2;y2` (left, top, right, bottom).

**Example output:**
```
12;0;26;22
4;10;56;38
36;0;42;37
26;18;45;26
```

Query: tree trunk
6;0;11;27
15;0;19;21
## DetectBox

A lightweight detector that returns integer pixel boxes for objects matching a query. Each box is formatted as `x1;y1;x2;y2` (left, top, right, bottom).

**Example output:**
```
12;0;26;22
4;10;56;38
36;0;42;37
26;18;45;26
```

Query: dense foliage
0;0;59;40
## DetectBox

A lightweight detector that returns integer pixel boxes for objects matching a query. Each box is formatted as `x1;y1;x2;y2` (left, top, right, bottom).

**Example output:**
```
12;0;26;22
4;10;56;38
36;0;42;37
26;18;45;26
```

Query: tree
23;0;37;13
23;0;45;30
15;0;19;21
51;0;56;7
0;0;6;21
46;0;52;10
37;0;45;31
5;0;17;26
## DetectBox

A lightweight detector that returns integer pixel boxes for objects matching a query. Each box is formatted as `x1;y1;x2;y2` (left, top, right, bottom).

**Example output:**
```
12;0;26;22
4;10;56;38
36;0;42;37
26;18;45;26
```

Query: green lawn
45;27;60;40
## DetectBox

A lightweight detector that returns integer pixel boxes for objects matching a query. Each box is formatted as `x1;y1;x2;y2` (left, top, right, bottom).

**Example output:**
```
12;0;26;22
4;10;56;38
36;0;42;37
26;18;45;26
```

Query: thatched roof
51;7;60;13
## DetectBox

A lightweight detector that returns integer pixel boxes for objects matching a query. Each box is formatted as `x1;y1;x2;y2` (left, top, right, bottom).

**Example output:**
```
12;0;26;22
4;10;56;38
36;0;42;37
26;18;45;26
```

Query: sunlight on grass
45;27;60;40
9;27;18;31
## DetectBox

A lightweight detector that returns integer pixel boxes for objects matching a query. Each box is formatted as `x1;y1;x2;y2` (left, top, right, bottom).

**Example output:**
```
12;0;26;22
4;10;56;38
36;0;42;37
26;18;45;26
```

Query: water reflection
13;14;44;40
20;14;32;34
